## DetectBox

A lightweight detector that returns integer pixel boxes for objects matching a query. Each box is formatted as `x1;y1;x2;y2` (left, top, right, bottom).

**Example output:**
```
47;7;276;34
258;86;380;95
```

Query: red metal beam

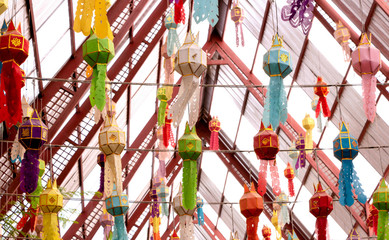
375;0;389;16
204;213;227;240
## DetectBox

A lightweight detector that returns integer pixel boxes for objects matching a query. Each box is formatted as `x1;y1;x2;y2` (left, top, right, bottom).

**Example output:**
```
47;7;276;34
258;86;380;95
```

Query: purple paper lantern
281;0;314;35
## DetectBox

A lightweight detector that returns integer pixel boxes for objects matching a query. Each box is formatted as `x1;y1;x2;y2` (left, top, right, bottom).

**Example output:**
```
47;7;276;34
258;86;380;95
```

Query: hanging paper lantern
163;106;176;148
288;143;299;177
157;87;168;126
367;204;378;236
253;122;281;196
351;33;381;122
156;127;170;177
0;0;8;15
168;31;207;128
178;122;202;210
39;180;63;240
230;231;240;240
284;162;295;197
99;114;126;197
262;34;293;129
157;178;169;217
302;114;314;153
239;182;263;240
278;192;290;227
208;116;221;150
165;10;180;57
271;210;282;240
314;77;331;118
161;41;174;98
97;152;106;194
193;0;219;27
35;213;44;238
18;110;48;193
171;230;180;239
28;159;45;232
311;96;322;132
287;230;298;240
230;0;244;47
105;184;129;240
333;122;366;207
100;205;114;240
334;21;351;62
196;196;204;226
83;31;115;112
262;225;271;240
0;21;29;128
295;133;306;170
150;183;161;240
173;183;196;240
347;229;360;240
174;0;185;24
373;179;389;240
309;182;333;240
281;0;314;35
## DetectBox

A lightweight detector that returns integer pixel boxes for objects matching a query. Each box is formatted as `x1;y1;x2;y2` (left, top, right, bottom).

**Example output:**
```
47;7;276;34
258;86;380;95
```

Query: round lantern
314;77;331;118
373;179;389;239
230;1;245;47
97;153;106;194
295;133;306;169
165;10;180;57
253;122;280;196
83;30;115;111
284;162;295;197
351;33;381;122
209;116;221;150
239;183;263;240
178;122;202;210
196;196;204;226
262;225;271;240
0;21;29;127
157;178;169;217
100;206;114;240
334;21;351;61
367;204;378;236
309;182;333;240
302;114;314;153
173;183;196;239
105;184;129;240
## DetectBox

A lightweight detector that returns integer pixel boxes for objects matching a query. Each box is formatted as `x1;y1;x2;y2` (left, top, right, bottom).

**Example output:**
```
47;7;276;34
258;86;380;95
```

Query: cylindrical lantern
334;21;351;62
239;182;263;240
314;77;331;118
165;10;180;57
231;0;244;47
100;206;114;240
262;34;293;129
284;162;295;197
209;116;221;150
157;87;168;126
163;107;175;148
333;122;366;207
367;204;378;236
311;96;322;132
262;225;271;240
196;196;204;226
157;178;169;217
351;33;381;122
373;179;389;240
309;182;333;240
302;114;314;153
150;183;161;240
253;122;281;196
97;153;106;194
173;183;196;240
295;133;306;169
105;184;129;240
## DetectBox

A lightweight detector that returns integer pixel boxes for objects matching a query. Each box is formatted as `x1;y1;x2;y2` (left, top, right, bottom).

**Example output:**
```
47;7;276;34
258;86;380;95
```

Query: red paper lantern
209;116;221;150
314;77;331;118
253;122;281;196
367;204;378;236
262;225;271;240
284;162;295;197
309;182;333;240
163;105;175;148
240;182;264;240
0;21;29;127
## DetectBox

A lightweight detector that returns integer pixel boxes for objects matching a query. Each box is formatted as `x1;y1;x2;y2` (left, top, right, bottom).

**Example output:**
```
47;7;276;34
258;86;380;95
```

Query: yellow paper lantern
0;0;8;15
302;113;315;153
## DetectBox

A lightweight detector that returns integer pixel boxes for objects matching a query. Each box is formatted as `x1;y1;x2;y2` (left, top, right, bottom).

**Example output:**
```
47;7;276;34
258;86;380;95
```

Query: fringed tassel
197;206;204;226
208;0;219;27
257;160;268;196
167;27;180;57
152;217;161;240
106;154;123;197
158;160;166;177
90;64;107;111
163;116;175;148
295;149;305;170
362;75;377;122
104;159;114;197
10;132;24;163
338;160;353;206
179;215;194;240
377;210;389;240
351;162;367;204
182;160;197;210
269;160;281;196
29;207;39;232
316;95;331;118
288;179;295;197
317;110;323;132
235;23;240;47
263;76;287;129
158;99;167;126
174;0;185;24
246;217;259;240
20;150;40;194
99;164;104;193
341;41;351;62
113;215;128;240
373;208;378;236
305;128;313;153
42;213;61;240
316;217;329;240
280;203;290;227
161;197;169;217
209;131;219;150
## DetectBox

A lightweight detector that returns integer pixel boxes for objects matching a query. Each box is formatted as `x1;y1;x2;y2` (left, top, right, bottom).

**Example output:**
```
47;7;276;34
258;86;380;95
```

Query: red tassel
174;0;185;24
319;96;331;117
257;160;267;196
163;120;175;148
288;179;295;197
16;212;29;230
316;217;329;240
210;131;219;150
246;217;259;240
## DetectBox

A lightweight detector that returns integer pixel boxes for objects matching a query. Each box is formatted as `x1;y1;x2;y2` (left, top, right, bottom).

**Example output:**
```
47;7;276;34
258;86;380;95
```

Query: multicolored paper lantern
309;182;333;240
97;153;106;194
0;21;29;128
193;0;219;27
367;204;378;236
333;122;366;207
100;205;114;240
281;0;314;35
0;0;8;15
295;133;306;170
334;21;351;62
284;162;295;197
302;114;314;153
314;77;331;118
208;116;221;150
351;33;381;122
373;179;389;240
105;184;129;240
231;0;244;47
262;225;271;240
150;183;161;240
347;229;360;240
157;178;169;216
173;183;196;239
262;34;293;129
254;122;281;196
165;10;180;57
178;122;202;210
196;196;204;226
239;183;263;240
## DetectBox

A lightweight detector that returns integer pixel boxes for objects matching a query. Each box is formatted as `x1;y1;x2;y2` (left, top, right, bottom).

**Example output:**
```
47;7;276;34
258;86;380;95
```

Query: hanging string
335;85;343;122
274;0;279;34
358;0;365;32
314;149;320;184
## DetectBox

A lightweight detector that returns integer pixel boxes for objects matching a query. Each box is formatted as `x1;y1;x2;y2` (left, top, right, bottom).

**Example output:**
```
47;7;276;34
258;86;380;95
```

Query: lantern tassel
263;76;288;129
174;0;185;24
106;154;123;197
288;179;295;197
257;160;268;196
361;74;377;122
158;159;166;178
280;204;290;227
158;99;167;126
11;133;24;163
338;160;354;207
90;64;107;111
208;0;219;27
269;160;281;196
161;197;169;216
315;217;329;240
295;149;306;170
167;26;180;57
30;176;43;210
316;95;331;118
377;210;389;240
29;207;39;232
103;225;113;240
197;205;204;226
180;215;194;239
373;211;378;236
305;128;313;152
153;216;161;239
20;150;40;194
113;215;127;240
42;213;61;240
341;41;351;62
104;158;114;197
182;160;197;210
246;217;259;240
99;163;104;193
317;110;323;132
210;130;219;150
351;161;367;204
163;118;175;148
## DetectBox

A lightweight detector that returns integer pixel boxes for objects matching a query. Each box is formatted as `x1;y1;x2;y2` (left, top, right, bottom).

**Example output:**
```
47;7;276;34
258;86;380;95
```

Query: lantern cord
314;149;320;184
335;85;343;122
274;0;279;34
358;0;365;32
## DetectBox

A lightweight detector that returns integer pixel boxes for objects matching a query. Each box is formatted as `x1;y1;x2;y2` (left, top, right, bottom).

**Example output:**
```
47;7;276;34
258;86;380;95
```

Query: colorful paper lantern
351;33;381;122
83;31;115;111
262;225;271;240
314;77;331;118
295;133;306;169
157;87;168;126
373;179;389;240
0;0;8;15
239;183;263;240
262;34;293;129
271;210;282;240
157;178;169;217
161;41;174;98
100;206;114;240
99;114;125;197
105;184;129;240
150;183;161;240
333;122;366;206
97;152;106;194
196;196;204;226
0;21;29;128
173;183;196;239
309;182;333;240
347;229;360;240
163;107;176;148
39;179;63;240
230;0;244;47
168;31;207;128
178;122;202;210
254;122;281;196
311;96;322;132
302;114;314;153
288;143;299;177
174;0;185;24
334;21;351;62
277;192;290;227
208;116;221;150
367;204;378;236
284;162;295;197
165;10;180;57
193;0;219;27
281;0;314;35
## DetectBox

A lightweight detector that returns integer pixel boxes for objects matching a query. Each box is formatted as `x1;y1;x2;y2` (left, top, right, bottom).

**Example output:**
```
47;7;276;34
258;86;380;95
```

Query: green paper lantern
157;87;168;126
373;179;389;240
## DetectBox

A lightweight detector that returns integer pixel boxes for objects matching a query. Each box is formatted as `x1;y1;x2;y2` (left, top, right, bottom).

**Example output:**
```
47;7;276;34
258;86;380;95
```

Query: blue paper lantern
262;34;293;129
333;122;366;207
105;184;128;240
165;10;180;57
196;196;204;226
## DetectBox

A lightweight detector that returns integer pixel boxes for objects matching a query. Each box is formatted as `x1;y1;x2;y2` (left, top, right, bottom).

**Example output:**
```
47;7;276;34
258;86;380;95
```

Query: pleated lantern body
178;123;202;210
239;183;263;240
83;32;115;111
262;34;293;129
333;122;366;207
253;122;280;196
99;115;125;197
0;21;29;127
39;180;63;240
0;0;8;15
309;182;333;240
173;184;196;240
105;184;129;240
373;179;389;240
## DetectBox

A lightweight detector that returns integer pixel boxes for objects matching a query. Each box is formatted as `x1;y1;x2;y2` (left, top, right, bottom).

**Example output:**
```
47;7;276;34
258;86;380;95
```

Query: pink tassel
257;160;268;196
210;131;219;150
288;179;295;197
362;75;377;122
269;160;281;196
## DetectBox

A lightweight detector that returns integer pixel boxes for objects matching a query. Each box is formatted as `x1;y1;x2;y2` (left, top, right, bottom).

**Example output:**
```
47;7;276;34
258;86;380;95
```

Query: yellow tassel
74;0;85;32
81;0;95;36
42;213;61;240
94;0;109;39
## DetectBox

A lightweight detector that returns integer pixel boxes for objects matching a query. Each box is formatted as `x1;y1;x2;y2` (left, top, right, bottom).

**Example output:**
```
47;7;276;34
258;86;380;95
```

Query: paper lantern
173;183;196;239
309;182;333;240
156;127;170;177
302;114;314;153
271;210;282;239
277;192;290;227
97;153;106;194
28;159;45;232
239;183;263;240
174;0;185;24
161;41;174;98
35;214;44;238
351;33;381;122
150;183;161;240
230;231;240;240
333;122;366;207
105;184;128;240
99;114;125;197
196;196;204;226
163;106;175;148
18;110;48;193
288;143;299;177
83;31;115;111
287;230;298;240
168;31;207;128
157;87;168;126
171;230;180;239
165;10;180;57
0;21;29;128
311;96;322;132
254;122;281;196
39;180;63;240
209;116;221;150
193;0;219;27
263;34;293;129
284;162;295;197
334;21;351;61
0;0;7;15
281;0;314;35
347;229;360;240
100;206;114;240
373;179;389;240
157;178;169;217
231;0;244;46
295;133;306;169
314;77;331;118
367;204;378;236
262;225;271;240
178;122;202;210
